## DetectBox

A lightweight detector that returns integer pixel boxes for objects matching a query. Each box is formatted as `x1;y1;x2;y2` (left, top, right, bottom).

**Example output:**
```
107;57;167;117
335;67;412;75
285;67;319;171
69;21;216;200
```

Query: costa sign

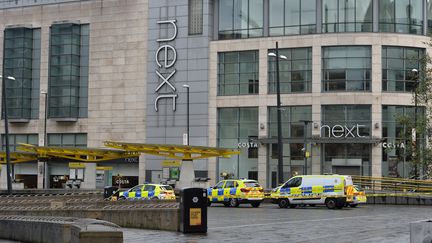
154;19;178;112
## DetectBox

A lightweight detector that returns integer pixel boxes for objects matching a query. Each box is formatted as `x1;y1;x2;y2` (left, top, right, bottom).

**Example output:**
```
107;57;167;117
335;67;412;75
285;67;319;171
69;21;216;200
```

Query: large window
218;0;263;39
269;0;316;36
322;105;372;176
379;0;423;34
47;133;87;148
3;27;37;119
268;106;312;139
382;46;424;92
268;48;312;93
217;107;258;180
49;23;88;119
1;134;38;152
218;51;259;96
322;46;371;92
322;105;371;138
382;106;425;177
322;0;373;33
268;106;312;182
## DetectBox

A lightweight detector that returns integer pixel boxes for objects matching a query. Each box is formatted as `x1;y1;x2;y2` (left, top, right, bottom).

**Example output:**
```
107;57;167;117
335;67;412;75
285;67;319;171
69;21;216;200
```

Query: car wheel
278;199;289;208
325;198;337;209
349;204;358;208
229;198;240;207
251;202;261;208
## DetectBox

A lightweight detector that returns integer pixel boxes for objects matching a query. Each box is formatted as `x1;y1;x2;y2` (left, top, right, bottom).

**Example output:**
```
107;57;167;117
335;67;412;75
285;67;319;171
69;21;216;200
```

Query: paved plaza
123;204;432;242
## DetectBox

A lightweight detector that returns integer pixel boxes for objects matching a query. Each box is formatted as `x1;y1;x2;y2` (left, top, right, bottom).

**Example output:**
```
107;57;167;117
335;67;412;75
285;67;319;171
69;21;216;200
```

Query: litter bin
179;187;207;233
104;186;119;199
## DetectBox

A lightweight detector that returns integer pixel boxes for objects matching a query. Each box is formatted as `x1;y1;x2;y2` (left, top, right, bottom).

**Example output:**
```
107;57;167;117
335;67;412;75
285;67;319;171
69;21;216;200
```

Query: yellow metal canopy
0;152;37;164
104;141;240;160
17;144;140;162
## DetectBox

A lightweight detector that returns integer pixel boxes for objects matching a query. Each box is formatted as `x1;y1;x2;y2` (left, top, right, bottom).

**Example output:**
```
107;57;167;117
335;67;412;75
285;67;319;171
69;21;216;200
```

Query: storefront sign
161;160;181;167
382;142;405;149
154;19;178;112
69;162;86;168
320;124;366;138
237;142;258;148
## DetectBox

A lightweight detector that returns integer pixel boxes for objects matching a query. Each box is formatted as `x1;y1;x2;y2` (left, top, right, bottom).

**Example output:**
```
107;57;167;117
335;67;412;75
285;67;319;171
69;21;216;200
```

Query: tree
395;47;432;179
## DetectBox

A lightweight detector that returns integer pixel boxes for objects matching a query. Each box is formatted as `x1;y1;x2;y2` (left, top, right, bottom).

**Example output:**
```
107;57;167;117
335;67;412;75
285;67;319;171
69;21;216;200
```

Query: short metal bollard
179;187;207;233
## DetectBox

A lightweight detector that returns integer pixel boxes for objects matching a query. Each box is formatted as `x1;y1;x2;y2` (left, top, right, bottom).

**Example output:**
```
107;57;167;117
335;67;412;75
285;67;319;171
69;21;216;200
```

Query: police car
207;179;264;207
349;185;367;207
118;184;176;200
271;175;354;209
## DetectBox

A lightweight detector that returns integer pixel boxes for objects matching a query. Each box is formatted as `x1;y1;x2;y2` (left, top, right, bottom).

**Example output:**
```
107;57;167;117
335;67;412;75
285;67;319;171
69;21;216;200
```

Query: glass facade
382;46;424;92
47;133;87;148
48;23;88;119
429;0;432;34
189;0;203;35
322;46;371;92
3;28;33;119
218;51;259;96
382;106;425;178
268;47;312;93
218;0;263;39
1;134;38;152
321;105;371;176
216;0;432;39
217;107;258;180
322;0;373;33
379;0;423;34
268;106;312;183
269;0;316;36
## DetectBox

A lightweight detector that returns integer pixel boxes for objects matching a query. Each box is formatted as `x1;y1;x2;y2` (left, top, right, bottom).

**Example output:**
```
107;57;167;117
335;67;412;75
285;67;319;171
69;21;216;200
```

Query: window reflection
218;0;263;39
269;0;316;36
322;0;373;33
268;48;312;93
218;50;259;96
382;46;424;92
379;0;423;34
322;46;371;92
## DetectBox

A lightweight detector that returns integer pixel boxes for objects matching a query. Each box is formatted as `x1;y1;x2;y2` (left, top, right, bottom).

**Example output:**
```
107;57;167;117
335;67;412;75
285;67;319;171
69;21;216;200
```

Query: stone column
371;44;382;178
0;165;6;189
138;153;146;184
37;162;44;189
258;106;268;187
311;44;322;175
81;163;96;189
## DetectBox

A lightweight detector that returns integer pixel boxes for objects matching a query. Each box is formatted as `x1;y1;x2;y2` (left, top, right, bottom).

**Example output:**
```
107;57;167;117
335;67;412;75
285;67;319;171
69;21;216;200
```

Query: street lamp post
268;42;287;185
412;68;419;179
183;84;190;146
0;75;15;195
299;120;312;175
41;90;48;188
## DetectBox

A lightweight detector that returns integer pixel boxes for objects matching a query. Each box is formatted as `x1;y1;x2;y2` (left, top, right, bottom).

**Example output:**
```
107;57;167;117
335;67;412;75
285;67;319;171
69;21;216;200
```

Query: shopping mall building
0;0;431;189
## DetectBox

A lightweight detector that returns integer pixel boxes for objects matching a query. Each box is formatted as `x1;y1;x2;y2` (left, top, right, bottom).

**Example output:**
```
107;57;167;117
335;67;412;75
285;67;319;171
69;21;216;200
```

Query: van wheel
278;199;289;208
223;202;230;207
229;198;240;207
289;204;297;208
349;204;358;208
325;198;337;209
207;199;211;207
251;202;261;208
